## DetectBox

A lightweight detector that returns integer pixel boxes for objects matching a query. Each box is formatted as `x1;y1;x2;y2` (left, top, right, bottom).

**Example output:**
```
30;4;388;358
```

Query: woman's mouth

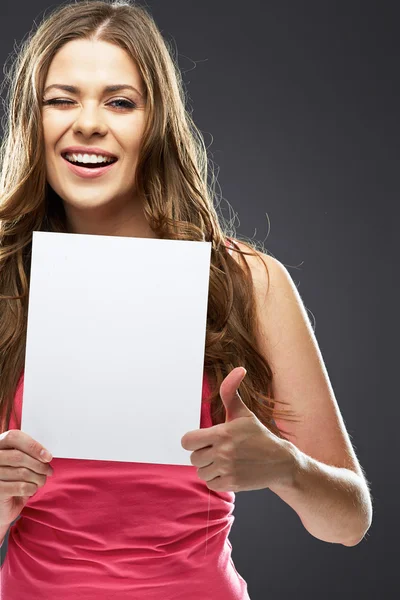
61;154;118;179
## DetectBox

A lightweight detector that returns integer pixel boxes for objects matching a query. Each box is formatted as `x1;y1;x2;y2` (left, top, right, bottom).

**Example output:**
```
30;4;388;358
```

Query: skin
41;38;157;238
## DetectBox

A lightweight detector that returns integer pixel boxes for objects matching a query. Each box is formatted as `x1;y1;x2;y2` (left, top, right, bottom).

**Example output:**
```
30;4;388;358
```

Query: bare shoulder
227;238;277;292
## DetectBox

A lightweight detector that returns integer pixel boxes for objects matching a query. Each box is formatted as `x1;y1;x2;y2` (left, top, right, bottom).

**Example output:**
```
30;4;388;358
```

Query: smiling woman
0;0;372;598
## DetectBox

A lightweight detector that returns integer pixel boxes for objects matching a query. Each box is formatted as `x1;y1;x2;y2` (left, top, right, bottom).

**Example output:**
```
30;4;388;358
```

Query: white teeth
64;153;116;164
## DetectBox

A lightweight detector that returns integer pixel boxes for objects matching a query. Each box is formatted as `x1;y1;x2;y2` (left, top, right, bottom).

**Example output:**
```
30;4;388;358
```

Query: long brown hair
0;0;299;438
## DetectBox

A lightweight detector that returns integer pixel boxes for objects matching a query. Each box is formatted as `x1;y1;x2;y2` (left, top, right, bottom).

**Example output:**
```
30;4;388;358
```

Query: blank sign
21;232;212;466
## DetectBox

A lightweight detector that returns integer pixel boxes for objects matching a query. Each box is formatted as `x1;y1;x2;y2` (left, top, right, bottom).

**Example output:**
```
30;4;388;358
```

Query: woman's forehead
45;39;143;89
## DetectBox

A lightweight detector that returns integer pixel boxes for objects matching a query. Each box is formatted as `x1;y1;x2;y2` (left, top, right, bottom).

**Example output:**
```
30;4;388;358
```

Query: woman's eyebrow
43;84;143;97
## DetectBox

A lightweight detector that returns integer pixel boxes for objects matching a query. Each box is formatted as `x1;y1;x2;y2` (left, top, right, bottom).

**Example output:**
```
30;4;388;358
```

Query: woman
0;1;373;599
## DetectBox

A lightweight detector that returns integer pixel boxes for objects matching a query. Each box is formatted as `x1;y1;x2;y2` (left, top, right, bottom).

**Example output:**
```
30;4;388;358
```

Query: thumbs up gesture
181;367;296;493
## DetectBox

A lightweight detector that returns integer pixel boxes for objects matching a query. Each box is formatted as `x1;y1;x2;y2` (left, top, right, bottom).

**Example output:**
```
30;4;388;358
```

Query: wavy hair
0;0;299;438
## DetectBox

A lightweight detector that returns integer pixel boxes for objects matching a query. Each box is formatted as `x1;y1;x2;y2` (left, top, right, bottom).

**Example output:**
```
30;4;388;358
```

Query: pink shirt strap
225;237;234;256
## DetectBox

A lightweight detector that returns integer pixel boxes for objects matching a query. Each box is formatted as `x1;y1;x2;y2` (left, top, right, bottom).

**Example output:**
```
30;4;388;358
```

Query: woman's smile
61;153;119;179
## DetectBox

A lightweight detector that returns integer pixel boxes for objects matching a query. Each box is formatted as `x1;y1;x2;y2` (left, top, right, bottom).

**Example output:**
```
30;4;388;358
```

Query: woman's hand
181;367;297;493
0;430;54;526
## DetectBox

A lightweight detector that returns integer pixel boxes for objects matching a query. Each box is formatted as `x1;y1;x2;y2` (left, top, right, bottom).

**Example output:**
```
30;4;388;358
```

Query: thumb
220;367;251;422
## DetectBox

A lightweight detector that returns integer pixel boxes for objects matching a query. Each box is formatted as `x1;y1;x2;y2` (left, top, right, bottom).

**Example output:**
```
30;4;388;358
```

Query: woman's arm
270;442;372;546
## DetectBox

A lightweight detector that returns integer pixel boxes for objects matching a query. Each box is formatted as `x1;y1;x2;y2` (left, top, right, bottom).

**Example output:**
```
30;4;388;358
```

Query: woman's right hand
0;430;53;527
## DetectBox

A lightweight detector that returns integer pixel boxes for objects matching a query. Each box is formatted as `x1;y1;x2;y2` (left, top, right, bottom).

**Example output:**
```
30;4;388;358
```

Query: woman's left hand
181;367;297;493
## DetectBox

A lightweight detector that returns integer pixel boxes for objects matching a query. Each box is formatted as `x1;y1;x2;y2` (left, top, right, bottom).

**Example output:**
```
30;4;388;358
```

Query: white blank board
21;231;212;466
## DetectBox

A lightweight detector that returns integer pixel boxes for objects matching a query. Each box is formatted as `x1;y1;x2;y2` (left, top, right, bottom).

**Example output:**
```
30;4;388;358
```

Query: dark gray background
0;1;398;598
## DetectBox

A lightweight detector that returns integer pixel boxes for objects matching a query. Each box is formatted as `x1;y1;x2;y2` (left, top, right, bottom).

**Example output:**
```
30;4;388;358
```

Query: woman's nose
72;105;108;136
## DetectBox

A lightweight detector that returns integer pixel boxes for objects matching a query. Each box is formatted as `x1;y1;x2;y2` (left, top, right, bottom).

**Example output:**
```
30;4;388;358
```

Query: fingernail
40;449;53;462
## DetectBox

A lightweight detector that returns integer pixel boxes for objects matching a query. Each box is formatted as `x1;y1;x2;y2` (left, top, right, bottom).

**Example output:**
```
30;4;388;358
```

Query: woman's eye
109;99;137;110
42;99;73;106
42;98;136;110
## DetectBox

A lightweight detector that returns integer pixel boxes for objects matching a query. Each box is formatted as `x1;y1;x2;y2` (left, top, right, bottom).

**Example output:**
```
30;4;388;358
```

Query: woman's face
42;38;151;236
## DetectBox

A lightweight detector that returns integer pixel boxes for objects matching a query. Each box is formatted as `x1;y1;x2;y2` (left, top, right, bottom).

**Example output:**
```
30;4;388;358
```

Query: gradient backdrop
0;1;397;599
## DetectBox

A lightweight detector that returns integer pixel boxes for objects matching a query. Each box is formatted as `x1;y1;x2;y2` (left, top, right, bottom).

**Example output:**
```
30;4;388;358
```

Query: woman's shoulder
225;237;277;280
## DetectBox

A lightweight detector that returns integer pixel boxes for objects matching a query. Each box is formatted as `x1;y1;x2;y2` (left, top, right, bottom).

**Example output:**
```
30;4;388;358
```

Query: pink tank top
1;238;250;599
